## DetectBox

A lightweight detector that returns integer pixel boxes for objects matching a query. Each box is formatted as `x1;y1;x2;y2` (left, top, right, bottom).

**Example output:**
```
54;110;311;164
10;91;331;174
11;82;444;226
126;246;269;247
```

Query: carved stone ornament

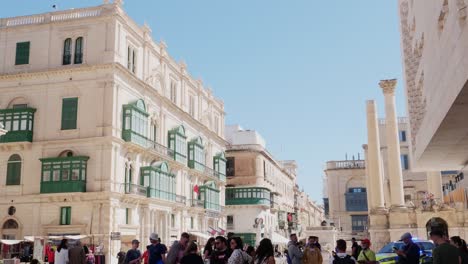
379;79;397;95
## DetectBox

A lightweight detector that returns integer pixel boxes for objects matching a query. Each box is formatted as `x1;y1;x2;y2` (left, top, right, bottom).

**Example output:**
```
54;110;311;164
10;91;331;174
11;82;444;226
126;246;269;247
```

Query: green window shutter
6;155;21;186
15;42;30;65
60;207;71;225
61;98;78;130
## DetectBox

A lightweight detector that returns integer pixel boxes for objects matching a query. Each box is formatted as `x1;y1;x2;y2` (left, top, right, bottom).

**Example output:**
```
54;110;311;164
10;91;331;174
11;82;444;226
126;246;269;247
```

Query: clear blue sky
1;0;407;203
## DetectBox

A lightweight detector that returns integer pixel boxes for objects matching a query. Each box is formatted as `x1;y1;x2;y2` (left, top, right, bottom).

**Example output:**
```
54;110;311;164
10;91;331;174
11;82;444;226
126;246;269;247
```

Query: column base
370;207;388;214
390;205;407;212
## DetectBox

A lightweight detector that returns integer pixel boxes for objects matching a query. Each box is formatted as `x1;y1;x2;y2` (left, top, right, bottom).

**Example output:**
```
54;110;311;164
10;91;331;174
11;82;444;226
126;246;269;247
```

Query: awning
269;232;289;244
0;240;24;245
188;231;211;240
64;235;88;240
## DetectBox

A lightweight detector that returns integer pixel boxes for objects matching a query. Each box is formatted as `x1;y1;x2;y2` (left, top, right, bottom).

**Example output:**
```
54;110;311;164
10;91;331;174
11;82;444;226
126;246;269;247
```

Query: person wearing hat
357;239;376;264
395;233;420;264
125;240;142;264
148;233;167;264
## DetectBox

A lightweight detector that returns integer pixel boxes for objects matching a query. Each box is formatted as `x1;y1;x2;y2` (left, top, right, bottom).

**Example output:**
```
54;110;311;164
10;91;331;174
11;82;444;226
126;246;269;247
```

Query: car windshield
378;241;434;254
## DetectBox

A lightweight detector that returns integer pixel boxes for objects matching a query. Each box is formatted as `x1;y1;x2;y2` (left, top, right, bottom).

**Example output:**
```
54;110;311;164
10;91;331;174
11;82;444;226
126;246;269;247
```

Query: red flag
194;185;199;194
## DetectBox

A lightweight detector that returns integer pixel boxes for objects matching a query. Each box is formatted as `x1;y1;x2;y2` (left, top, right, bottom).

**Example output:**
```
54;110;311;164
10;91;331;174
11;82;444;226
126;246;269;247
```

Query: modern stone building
0;1;226;261
224;125;323;245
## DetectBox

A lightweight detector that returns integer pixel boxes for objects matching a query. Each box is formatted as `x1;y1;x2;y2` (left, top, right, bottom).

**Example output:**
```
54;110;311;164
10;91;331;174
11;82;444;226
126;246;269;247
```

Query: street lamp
0;123;7;136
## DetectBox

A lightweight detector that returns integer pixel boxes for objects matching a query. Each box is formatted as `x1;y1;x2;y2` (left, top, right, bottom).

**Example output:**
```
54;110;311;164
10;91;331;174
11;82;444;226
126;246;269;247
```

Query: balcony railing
326;160;365;170
190;199;205;208
146;140;175;159
124;183;148;197
176;195;187;205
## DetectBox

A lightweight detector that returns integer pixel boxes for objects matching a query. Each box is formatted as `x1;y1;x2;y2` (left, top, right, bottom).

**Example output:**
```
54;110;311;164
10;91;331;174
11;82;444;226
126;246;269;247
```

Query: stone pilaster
427;171;443;201
380;79;406;210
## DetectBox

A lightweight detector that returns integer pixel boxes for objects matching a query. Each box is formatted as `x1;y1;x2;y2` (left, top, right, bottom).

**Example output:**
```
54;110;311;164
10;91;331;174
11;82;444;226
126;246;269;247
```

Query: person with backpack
330;239;356;264
356;239;376;264
351;238;361;261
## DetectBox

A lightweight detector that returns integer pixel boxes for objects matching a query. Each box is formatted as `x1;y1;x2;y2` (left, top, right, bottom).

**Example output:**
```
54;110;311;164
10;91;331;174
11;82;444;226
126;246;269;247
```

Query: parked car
376;240;434;264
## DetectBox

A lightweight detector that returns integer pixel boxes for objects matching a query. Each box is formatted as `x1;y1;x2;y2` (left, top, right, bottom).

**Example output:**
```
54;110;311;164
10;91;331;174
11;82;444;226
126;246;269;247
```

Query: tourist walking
55;239;69;264
45;242;56;264
430;230;460;264
308;237;321;251
166;232;190;264
69;241;86;264
302;236;322;264
255;238;275;264
451;236;468;264
287;234;303;264
125;240;142;264
180;241;204;264
148;233;167;264
356;239;376;264
330;239;355;264
204;238;216;263
211;236;231;264
228;237;252;264
395;233;420;264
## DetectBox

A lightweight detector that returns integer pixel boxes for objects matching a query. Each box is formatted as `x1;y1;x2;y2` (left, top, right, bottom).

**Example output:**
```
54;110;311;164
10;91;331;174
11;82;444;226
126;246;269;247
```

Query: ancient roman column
362;144;374;209
427;171;443;201
366;100;385;209
379;79;406;209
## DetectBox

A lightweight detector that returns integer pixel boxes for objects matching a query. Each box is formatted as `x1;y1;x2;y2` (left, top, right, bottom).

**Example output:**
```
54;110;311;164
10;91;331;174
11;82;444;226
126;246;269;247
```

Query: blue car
376;240;434;264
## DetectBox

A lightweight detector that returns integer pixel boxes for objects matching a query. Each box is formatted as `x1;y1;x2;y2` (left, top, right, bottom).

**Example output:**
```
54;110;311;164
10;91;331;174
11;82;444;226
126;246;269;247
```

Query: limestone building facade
0;1;226;261
224;125;323;245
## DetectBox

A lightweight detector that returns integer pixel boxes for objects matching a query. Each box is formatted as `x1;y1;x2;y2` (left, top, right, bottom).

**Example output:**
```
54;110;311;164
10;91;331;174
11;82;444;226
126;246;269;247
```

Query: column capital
379;79;397;95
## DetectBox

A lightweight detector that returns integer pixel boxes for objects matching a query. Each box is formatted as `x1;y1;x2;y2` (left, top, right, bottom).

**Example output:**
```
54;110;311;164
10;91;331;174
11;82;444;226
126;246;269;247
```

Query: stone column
366;100;385;209
379;79;406;209
427;171;443;201
362;144;373;209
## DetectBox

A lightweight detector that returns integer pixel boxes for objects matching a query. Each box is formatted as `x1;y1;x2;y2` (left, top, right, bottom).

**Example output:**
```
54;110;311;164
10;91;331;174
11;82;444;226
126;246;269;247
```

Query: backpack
333;255;355;264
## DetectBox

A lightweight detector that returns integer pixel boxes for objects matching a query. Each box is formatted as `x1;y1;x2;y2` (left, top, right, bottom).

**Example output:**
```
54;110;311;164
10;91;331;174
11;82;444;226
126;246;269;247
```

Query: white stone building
0;1;227;261
224;125;323;246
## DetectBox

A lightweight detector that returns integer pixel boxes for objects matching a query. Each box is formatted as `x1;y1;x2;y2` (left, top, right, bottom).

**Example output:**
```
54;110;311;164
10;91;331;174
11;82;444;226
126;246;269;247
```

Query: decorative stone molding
379;79;397;95
438;0;449;34
457;0;467;26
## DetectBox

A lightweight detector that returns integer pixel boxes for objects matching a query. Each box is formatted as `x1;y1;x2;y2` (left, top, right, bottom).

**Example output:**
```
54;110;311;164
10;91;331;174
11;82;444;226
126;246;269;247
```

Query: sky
0;0;407;203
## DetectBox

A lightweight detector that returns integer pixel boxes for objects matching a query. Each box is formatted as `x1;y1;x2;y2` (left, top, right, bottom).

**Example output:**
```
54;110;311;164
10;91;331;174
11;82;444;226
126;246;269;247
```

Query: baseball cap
149;233;159;241
400;232;412;241
361;239;371;245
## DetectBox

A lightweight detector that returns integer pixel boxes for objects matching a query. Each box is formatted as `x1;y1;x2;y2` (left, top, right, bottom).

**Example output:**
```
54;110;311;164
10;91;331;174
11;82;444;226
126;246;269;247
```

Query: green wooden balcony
225;187;271;206
41;180;86;194
0;107;36;143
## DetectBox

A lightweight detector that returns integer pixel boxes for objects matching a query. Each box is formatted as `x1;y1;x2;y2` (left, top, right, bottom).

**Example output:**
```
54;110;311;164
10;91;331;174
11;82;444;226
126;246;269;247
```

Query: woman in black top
204;237;216;261
450;236;468;264
181;241;204;264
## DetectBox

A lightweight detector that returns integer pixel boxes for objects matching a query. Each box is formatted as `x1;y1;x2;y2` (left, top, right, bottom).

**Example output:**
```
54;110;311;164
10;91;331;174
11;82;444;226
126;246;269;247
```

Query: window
60;207;71;225
122;99;148;146
351;215;368;232
171;214;175;228
125;208;130;225
74;37;83;64
140;162;176;201
399;130;407;142
63;38;72;65
348;187;366;193
345;189;368;211
190;217;194;229
127;46;136;73
15;42;30;65
170;82;177;104
213;152;227;181
168;126;187;164
227;215;234;229
214;115;220;134
199;183;221;211
227;157;235;177
188;137;204;171
150;123;157;143
404;194;411;202
6;154;22;185
401;154;409;170
189;95;195;116
61;98;78;130
40;155;89;193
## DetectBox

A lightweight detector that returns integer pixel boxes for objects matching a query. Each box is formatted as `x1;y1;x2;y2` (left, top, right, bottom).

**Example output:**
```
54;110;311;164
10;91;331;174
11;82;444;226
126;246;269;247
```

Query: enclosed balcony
40;155;89;194
345;188;368;211
225;187;271;206
122;100;149;147
140;162;176;202
188;137;205;171
200;182;221;211
0;107;36;143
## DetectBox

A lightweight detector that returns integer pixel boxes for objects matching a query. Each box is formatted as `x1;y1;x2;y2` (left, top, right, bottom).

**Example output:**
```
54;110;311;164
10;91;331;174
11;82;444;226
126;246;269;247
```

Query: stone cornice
379;79;397;95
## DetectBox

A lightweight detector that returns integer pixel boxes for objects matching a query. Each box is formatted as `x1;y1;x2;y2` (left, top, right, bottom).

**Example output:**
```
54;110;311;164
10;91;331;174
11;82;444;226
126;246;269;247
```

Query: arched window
74;37;83;64
2;219;19;229
6;154;21;186
63;38;72;65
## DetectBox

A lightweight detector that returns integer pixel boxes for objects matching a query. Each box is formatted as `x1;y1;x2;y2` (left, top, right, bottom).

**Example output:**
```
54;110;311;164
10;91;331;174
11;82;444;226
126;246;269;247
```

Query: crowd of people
43;239;96;264
117;232;277;264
